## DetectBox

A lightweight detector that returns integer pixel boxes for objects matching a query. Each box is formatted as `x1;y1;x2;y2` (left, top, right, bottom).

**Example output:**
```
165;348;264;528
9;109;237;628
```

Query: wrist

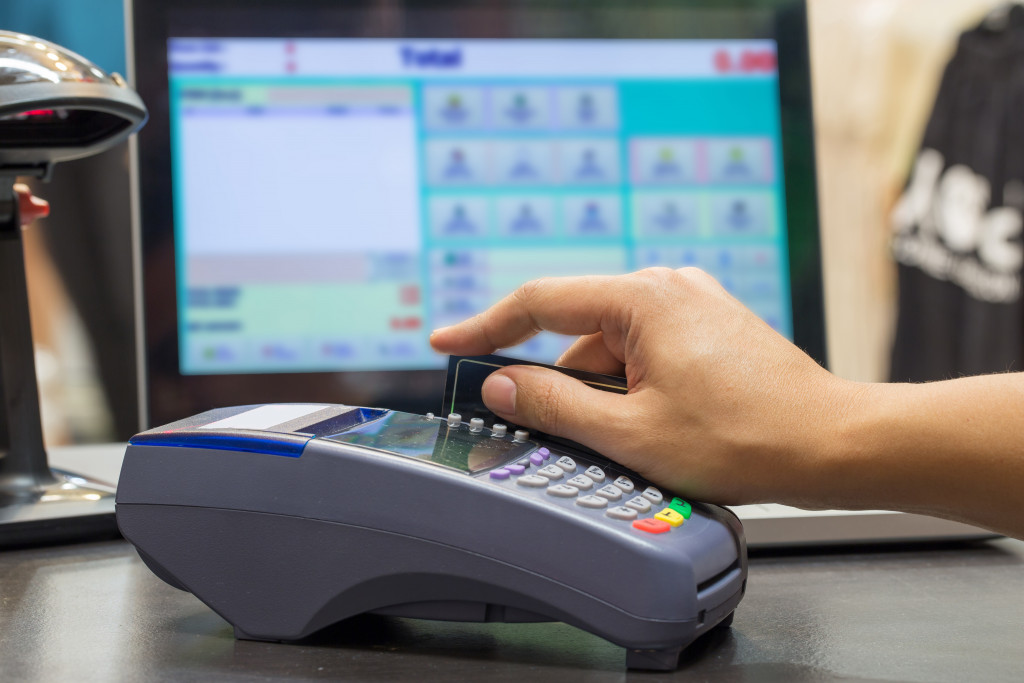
810;380;938;513
781;377;887;510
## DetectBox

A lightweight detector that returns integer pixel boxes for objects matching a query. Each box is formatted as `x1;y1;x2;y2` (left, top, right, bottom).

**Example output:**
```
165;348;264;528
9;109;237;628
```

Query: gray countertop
2;536;1022;682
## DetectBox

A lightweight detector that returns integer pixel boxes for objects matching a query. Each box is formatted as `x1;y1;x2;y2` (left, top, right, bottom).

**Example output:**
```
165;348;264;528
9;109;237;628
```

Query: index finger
429;274;630;356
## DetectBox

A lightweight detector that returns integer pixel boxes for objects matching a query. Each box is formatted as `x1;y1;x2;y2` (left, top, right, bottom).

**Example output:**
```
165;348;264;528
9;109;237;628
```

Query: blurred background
0;0;1015;445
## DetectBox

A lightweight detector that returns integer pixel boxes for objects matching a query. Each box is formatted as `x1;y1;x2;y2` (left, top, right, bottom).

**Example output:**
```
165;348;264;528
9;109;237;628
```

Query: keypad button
555;456;577;472
624;496;651;513
517;458;530;467
492;424;508;438
489;468;510;480
538;465;564;480
547;484;579;498
654;508;685;527
641;486;663;505
538;447;551;460
606;506;638;521
529;452;545;466
505;464;526;475
516;474;548;488
595;485;623;501
670;497;693;519
632;518;671;534
567;475;593;490
584;465;606;483
576;495;608;509
613;476;635;493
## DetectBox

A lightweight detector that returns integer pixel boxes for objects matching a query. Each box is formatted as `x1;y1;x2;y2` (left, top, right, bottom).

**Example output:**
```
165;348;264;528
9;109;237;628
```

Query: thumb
482;365;629;448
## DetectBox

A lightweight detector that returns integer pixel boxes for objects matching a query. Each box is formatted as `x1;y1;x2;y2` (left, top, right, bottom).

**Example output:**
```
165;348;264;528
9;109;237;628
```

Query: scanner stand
0;177;117;548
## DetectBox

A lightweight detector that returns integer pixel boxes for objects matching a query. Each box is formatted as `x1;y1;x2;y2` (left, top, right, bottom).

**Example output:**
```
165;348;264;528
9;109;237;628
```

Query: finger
556;333;626;377
481;365;632;449
430;274;631;355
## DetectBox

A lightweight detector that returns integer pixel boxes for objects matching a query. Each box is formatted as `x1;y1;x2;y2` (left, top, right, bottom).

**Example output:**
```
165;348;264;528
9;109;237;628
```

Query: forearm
809;374;1024;538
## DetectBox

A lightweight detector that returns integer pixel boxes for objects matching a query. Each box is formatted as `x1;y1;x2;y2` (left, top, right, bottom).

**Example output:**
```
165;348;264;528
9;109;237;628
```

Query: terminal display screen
168;38;789;375
326;411;532;473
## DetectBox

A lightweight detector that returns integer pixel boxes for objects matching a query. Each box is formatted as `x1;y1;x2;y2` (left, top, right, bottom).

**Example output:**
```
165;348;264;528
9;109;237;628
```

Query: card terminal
116;403;747;671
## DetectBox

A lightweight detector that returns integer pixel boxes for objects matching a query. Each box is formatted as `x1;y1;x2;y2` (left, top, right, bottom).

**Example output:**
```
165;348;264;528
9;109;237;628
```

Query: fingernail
482;374;517;416
429;326;451;339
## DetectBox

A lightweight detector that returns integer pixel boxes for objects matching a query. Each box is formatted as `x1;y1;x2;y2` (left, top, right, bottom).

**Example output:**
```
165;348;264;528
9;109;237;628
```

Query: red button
632;518;671;534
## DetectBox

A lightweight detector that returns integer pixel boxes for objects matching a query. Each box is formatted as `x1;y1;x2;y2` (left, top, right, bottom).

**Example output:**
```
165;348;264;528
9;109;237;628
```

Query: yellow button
654;508;685;527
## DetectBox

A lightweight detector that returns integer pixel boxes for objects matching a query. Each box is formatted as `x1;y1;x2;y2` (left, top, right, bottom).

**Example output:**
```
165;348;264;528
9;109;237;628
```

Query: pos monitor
130;0;823;427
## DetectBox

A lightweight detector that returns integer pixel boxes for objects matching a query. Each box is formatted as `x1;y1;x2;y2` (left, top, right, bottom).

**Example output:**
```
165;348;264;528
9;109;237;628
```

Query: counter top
2;536;1022;682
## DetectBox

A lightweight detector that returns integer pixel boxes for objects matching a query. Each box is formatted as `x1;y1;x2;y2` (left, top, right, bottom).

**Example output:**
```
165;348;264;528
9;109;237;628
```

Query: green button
669;497;692;519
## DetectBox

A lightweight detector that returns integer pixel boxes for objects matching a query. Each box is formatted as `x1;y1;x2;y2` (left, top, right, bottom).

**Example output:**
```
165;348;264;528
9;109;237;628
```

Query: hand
14;183;50;225
430;267;857;507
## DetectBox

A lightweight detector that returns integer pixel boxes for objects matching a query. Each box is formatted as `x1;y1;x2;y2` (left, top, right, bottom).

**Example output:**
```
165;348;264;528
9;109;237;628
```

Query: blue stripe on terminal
128;431;311;457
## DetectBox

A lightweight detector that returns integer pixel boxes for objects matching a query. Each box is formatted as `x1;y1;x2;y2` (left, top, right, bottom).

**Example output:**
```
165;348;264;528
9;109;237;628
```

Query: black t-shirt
891;8;1024;380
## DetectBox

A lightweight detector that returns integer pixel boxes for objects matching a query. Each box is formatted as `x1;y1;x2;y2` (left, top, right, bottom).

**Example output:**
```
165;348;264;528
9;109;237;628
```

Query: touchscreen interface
169;38;787;375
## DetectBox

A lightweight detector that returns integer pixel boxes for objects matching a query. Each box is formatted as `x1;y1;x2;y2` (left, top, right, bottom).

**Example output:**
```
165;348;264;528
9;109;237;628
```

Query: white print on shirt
892;148;1023;303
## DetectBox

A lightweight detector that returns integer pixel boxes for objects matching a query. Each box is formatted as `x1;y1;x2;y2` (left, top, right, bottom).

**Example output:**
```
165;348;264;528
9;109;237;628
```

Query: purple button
489;469;511;480
538;447;551;460
529;453;544;466
506;464;526;475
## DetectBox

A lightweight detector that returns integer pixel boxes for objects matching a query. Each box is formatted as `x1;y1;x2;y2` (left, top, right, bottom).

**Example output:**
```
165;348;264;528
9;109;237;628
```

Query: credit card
442;354;628;456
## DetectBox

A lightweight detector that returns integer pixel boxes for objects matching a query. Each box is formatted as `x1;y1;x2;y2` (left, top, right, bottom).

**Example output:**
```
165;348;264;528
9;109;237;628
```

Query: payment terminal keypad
461;414;698;536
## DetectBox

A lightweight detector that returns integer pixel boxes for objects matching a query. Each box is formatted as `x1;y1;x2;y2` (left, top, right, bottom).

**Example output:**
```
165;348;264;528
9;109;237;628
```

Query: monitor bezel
130;0;825;428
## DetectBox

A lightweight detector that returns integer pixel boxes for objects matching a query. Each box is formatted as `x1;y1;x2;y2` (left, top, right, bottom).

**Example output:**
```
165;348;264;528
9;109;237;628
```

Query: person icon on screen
505;93;535;124
574;148;605;180
726;200;752;230
576;92;597;124
508;149;539;180
442;204;477;234
508;203;543;233
652;201;685;232
723;146;752;178
652;147;682;179
576;202;608;233
443;148;473;180
440;93;469;124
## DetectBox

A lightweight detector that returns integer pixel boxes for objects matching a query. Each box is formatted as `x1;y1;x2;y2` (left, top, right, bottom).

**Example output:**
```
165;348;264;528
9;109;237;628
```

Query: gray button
641;486;663;505
584;465;606;483
514;429;530;442
555;456;577;472
624;496;651;513
547;484;579;498
469;417;484;433
516;474;548;488
567;475;593;490
595;485;623;501
613;475;635;493
491;424;508;438
606;505;638;521
517;458;531;467
576;495;608;509
537;465;564;480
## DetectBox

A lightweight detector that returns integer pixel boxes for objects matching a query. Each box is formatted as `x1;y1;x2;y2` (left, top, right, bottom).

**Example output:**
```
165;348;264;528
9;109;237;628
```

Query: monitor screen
133;0;822;425
170;38;789;375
